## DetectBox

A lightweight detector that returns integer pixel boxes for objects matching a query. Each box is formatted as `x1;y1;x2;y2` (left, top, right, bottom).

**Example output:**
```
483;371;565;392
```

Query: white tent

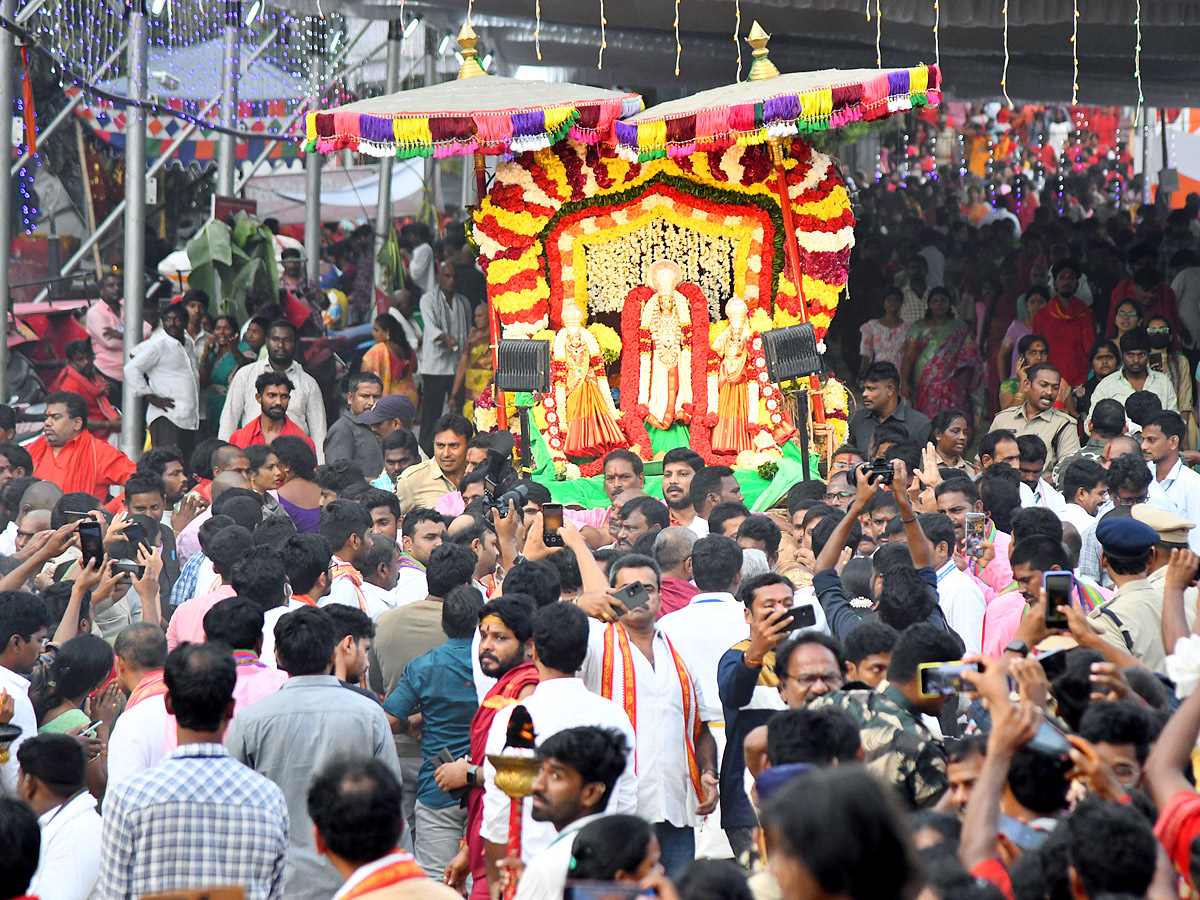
242;160;427;225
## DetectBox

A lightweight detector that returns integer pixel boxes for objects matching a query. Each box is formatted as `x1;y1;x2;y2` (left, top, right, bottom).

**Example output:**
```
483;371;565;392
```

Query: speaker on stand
760;323;825;481
494;339;552;477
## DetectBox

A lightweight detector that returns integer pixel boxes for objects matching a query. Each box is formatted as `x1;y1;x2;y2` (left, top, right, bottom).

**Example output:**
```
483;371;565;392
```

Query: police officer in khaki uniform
989;362;1081;477
1089;517;1168;673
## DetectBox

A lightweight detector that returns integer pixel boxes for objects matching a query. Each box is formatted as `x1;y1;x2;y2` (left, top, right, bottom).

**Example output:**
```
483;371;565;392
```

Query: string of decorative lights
874;0;882;67
932;0;939;67
598;0;607;68
673;0;681;75
1070;0;1079;105
1;11;300;141
1000;0;1012;109
1133;0;1143;124
733;0;742;81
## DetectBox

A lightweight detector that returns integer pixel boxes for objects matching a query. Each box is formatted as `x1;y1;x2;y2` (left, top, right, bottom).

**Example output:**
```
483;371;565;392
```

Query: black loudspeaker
761;323;824;382
495;339;551;394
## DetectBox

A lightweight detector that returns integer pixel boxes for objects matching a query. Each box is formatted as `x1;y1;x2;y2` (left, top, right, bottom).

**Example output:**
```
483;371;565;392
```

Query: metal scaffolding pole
120;0;150;459
373;19;402;294
217;0;240;196
304;17;326;285
422;27;436;225
0;0;16;403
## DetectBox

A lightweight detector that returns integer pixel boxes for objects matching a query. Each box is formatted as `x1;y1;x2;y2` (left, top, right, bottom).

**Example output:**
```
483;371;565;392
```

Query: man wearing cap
1032;259;1096;388
1135;503;1200;631
359;394;417;445
324;373;385;480
1089;517;1168;672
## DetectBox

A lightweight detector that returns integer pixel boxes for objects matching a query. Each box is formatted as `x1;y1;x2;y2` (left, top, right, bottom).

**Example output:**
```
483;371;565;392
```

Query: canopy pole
216;0;240;197
304;17;326;286
0;0;16;404
373;19;402;300
769;138;824;423
121;0;150;459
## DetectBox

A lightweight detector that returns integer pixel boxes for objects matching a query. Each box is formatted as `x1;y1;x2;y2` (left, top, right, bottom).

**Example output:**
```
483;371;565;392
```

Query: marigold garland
472;138;851;341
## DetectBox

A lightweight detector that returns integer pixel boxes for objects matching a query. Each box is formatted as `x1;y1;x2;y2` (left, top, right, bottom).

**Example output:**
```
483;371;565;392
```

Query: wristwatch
1005;639;1030;657
466;764;480;788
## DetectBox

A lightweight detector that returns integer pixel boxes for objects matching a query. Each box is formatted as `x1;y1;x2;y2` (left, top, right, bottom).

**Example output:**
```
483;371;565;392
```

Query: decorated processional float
305;24;942;511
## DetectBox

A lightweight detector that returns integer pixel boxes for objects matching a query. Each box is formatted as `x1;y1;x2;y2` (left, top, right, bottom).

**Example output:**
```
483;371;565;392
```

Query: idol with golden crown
637;259;695;430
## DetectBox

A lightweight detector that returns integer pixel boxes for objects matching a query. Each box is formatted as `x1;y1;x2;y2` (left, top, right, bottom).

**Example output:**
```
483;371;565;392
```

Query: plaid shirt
171;550;205;606
95;743;289;900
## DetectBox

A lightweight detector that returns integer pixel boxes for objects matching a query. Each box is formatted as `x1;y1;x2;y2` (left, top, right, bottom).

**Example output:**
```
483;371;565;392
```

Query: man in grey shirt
226;606;401;900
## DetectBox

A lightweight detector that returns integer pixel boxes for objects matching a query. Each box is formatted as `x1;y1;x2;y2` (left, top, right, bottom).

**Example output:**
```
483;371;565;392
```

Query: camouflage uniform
810;682;947;808
1051;437;1108;492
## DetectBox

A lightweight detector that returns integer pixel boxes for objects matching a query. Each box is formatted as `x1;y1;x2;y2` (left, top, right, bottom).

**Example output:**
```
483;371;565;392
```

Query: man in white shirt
319;501;387;618
0;591;48;793
579;555;721;877
17;734;103;900
360;533;403;616
1059;458;1109;537
124;300;200;461
1091;329;1179;411
508;727;631;900
1143;411;1200;553
660;535;747;728
218;319;328;460
396;509;447;605
107;622;172;791
1016;435;1067;514
917;513;985;654
482;603;638;867
686;465;747;539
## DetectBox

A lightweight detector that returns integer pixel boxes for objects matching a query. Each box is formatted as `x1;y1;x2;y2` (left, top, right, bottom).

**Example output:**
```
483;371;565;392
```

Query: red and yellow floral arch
472;138;853;340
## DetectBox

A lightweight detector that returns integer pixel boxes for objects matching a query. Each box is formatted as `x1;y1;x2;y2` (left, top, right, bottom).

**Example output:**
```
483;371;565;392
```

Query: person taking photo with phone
576;553;720;878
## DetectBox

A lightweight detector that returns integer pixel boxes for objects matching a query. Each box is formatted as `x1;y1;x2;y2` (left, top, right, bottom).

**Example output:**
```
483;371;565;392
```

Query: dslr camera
857;457;894;486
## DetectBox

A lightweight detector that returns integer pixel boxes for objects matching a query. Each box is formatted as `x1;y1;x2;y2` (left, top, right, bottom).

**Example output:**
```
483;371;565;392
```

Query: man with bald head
13;509;52;556
212;444;250;480
1103;435;1143;466
0;479;62;555
176;469;252;562
653;526;698;616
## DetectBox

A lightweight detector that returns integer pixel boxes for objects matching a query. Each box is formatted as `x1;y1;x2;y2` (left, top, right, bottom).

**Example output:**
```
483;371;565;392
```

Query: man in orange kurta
28;390;136;500
1032;259;1096;388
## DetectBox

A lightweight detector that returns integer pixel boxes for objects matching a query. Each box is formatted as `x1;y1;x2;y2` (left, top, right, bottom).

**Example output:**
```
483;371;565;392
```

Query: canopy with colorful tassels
613;63;940;161
303;75;643;159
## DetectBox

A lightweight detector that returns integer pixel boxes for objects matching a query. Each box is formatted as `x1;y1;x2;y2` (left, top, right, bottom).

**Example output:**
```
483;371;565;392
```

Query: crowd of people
8;124;1200;900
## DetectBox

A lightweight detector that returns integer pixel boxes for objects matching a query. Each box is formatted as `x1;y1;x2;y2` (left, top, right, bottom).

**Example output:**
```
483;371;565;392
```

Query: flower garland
588;323;622;364
472;138;851;342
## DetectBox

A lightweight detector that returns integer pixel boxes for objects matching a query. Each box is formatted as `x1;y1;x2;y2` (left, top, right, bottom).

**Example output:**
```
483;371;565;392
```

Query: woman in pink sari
900;286;982;420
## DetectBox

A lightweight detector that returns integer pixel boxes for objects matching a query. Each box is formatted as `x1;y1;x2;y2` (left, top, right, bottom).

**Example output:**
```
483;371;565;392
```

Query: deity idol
551;301;626;458
709;297;755;455
638;259;694;430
